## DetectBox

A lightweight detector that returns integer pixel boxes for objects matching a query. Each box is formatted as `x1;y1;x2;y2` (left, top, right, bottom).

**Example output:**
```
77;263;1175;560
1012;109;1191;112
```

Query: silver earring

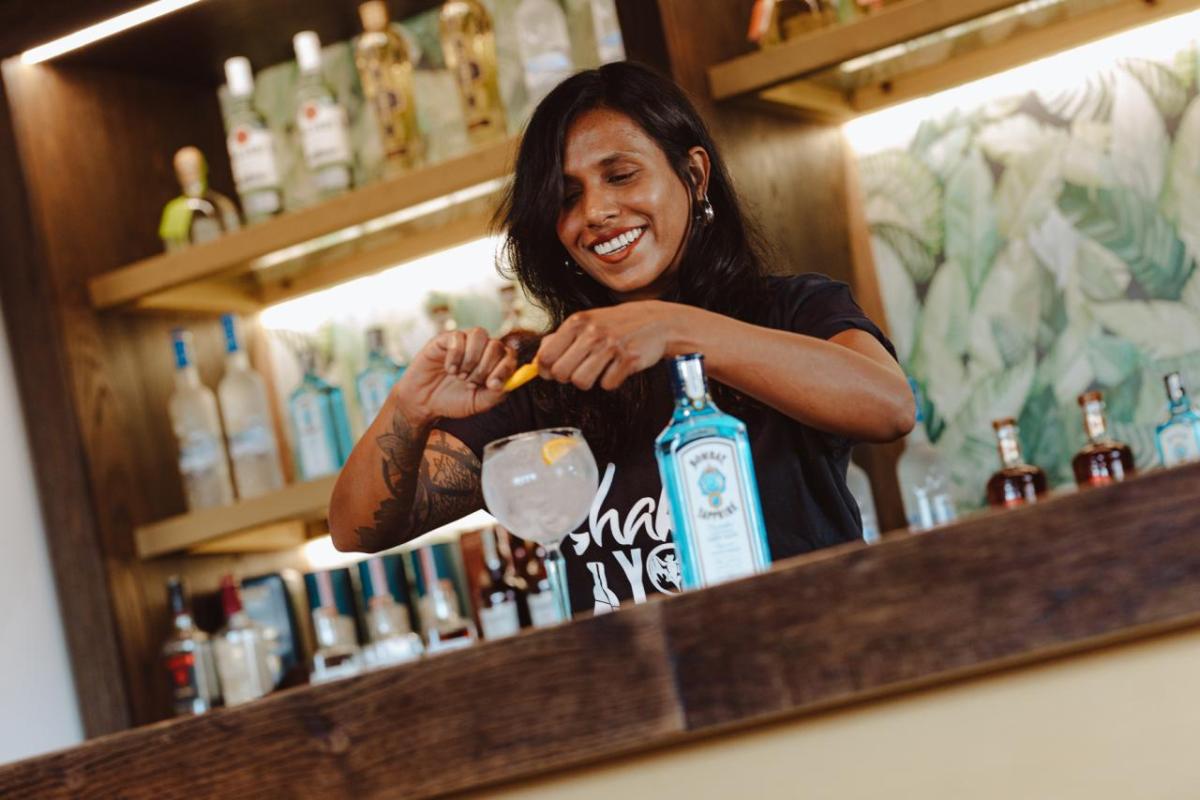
565;257;584;276
698;195;715;225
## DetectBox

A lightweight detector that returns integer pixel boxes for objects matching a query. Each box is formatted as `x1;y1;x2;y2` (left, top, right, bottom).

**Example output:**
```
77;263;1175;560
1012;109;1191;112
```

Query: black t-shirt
437;274;896;617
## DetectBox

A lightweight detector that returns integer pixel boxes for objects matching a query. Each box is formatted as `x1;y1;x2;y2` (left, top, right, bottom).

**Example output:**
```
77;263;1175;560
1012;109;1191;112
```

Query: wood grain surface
3;462;1199;798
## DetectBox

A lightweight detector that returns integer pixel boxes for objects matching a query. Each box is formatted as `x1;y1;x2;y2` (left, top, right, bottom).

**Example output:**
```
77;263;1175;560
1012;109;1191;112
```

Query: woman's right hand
393;327;518;424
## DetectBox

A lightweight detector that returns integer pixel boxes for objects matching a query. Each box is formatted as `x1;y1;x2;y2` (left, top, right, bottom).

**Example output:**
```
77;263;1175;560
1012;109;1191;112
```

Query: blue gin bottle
356;326;405;429
654;354;771;590
288;349;354;480
1155;372;1200;467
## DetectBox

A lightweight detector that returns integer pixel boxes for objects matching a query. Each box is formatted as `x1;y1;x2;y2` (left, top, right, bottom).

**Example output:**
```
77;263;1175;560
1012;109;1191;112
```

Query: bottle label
165;652;199;711
479;600;521;639
298;98;352;170
1160;423;1200;467
179;433;221;477
229;422;275;461
358;372;394;426
293;394;338;478
526;590;560;628
676;437;762;586
227;124;280;193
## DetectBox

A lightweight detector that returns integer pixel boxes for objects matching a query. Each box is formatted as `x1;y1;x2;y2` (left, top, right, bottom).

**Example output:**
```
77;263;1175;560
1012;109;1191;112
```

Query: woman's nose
583;189;619;227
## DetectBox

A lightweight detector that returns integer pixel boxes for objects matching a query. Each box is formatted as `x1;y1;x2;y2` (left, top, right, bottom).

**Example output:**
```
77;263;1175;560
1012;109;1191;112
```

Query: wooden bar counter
3;462;1200;798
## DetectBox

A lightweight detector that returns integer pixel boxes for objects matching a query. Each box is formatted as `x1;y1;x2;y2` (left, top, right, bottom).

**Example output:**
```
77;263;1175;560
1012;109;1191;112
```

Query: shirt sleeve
433;388;539;461
772;274;898;361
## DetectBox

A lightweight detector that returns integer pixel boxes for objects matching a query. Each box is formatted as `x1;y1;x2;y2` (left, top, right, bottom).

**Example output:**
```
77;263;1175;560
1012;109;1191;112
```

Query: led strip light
20;0;204;65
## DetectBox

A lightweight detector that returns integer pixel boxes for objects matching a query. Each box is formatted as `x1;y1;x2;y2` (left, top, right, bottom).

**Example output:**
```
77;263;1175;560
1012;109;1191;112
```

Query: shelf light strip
19;0;204;65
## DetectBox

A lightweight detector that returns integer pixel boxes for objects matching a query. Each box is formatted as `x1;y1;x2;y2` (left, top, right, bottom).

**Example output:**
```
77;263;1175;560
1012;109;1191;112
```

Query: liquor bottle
655;354;772;589
212;576;275;706
897;379;957;531
497;283;539;351
355;1;423;172
168;329;235;511
985;418;1048;509
357;326;405;428
159;146;241;252
1155;372;1200;467
293;32;354;198
241;572;307;688
288;349;354;480
515;0;575;106
416;546;477;653
510;536;560;628
748;0;837;47
223;56;283;222
161;577;222;716
427;295;458;334
564;0;625;69
1072;391;1135;488
477;528;522;640
845;460;880;544
439;0;508;147
358;556;424;667
306;570;363;683
218;314;284;499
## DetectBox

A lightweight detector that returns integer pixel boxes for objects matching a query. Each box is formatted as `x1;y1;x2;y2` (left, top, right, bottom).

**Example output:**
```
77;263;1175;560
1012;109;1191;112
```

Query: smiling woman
329;61;913;617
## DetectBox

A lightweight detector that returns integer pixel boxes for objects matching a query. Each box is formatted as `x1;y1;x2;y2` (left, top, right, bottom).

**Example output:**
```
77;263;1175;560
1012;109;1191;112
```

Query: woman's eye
562;191;580;208
610;171;636;184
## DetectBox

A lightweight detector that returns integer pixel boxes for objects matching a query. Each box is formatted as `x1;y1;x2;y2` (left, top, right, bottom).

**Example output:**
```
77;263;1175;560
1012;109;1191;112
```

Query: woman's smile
587;226;646;263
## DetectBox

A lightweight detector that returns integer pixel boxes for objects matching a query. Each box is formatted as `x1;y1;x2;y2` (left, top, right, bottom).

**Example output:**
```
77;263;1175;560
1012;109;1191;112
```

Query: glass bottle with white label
222;56;283;222
1155;372;1200;468
288;349;354;481
161;576;222;716
168;329;235;511
477;528;522;640
845;460;880;544
654;354;771;590
896;378;957;531
212;575;275;707
293;31;354;197
515;0;575;106
356;326;405;429
218;314;284;499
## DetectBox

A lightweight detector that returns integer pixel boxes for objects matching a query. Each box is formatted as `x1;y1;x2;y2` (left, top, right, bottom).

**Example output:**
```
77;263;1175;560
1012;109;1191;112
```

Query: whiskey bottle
161;577;222;716
477;528;522;640
159;146;241;252
1072;391;1135;488
1155;372;1200;467
168;329;235;511
223;57;283;222
439;0;508;147
218;314;284;499
212;576;275;706
355;0;423;172
293;31;354;197
985;418;1047;508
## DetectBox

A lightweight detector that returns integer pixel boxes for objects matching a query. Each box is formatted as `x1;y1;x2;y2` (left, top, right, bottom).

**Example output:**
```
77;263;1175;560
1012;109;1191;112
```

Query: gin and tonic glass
481;428;598;624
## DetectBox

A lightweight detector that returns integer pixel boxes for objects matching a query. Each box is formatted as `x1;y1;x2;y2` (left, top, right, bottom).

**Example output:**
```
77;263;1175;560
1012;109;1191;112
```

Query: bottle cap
223;56;255;98
1164;372;1185;403
221;313;240;355
991;417;1017;431
359;556;399;603
1077;390;1103;406
220;575;243;617
293;31;323;73
366;326;386;354
668;353;708;404
172;146;208;194
358;0;390;32
166;575;187;616
170;328;193;370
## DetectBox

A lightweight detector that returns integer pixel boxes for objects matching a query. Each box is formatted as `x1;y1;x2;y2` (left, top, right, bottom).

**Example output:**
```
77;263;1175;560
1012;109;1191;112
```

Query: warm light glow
301;510;497;571
843;10;1200;154
19;0;204;65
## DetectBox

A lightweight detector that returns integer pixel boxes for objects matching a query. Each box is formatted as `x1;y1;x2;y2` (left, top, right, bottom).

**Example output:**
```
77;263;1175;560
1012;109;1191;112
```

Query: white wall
0;306;82;764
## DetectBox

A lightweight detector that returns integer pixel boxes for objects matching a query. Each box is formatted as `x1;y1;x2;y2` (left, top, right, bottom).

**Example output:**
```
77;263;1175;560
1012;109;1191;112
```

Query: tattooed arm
329;328;517;552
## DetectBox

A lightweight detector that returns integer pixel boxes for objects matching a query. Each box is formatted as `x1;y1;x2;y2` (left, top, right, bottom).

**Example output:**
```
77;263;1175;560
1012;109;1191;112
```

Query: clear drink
168;329;234;511
218;314;284;499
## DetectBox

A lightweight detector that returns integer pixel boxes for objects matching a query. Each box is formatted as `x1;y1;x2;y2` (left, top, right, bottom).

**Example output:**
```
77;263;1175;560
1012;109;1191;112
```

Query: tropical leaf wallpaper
860;43;1200;508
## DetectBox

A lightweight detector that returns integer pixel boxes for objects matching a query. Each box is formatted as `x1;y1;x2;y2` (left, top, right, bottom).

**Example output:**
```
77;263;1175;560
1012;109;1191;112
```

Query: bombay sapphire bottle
288;349;354;480
356;326;405;428
655;354;771;590
1155;372;1200;468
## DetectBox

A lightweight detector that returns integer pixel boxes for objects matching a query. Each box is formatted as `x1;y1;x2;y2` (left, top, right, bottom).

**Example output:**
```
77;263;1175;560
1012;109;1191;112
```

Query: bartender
329;61;912;615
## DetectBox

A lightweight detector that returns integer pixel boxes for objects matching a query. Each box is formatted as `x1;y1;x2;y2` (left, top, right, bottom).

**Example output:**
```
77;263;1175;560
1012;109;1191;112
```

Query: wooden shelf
88;137;517;313
708;0;1200;118
135;475;337;558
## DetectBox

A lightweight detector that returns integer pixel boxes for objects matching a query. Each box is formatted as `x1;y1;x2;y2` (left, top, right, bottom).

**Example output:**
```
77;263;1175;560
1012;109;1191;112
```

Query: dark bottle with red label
985;417;1048;509
160;576;222;716
1072;391;1136;488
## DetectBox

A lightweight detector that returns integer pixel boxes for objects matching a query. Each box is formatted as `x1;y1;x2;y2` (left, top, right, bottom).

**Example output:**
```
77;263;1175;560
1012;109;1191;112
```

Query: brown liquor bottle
1072;391;1135;488
985;418;1048;509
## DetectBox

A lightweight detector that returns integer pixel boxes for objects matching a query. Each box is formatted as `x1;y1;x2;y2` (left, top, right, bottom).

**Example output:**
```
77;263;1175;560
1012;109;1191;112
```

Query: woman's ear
686;146;712;201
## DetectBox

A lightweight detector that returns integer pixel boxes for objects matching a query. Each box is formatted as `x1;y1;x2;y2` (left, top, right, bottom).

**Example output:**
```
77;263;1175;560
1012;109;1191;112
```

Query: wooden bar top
4;462;1200;799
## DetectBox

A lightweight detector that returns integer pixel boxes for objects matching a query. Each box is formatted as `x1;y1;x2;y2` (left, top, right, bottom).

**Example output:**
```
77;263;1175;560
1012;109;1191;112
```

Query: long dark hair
496;62;770;460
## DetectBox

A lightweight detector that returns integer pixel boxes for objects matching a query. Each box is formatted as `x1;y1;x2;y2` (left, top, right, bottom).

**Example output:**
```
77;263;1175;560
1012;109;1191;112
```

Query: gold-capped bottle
1072;391;1135;488
985;417;1047;509
355;1;423;171
439;0;508;147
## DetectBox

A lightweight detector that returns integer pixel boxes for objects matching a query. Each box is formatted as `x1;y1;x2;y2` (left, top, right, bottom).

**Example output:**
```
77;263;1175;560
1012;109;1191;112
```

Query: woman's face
556;108;708;301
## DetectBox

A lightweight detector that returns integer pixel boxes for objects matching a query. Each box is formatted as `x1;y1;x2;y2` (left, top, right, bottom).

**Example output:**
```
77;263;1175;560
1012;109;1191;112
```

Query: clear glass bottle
1155;372;1200;467
355;1;423;172
358;556;424;667
161;576;222;716
307;570;363;683
288;349;354;480
168;329;235;511
222;56;283;222
515;0;575;106
212;575;275;707
845;460;880;544
986;418;1048;509
356;326;404;429
439;0;508;147
416;546;477;653
218;314;284;499
477;528;522;640
897;379;957;531
159;146;241;252
654;354;771;590
292;31;354;198
1072;391;1135;488
564;0;625;68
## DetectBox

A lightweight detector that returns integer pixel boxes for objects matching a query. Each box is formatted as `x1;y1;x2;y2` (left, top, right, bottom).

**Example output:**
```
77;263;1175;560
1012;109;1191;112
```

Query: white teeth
592;227;643;256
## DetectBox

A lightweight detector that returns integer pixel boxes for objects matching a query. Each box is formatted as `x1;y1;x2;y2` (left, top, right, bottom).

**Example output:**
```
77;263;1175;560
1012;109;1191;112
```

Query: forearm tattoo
353;411;482;551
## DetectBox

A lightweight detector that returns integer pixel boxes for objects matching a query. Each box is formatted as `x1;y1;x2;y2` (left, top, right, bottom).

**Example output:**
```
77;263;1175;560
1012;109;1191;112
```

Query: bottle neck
1081;398;1109;442
226;350;250;370
175;365;200;388
995;425;1024;469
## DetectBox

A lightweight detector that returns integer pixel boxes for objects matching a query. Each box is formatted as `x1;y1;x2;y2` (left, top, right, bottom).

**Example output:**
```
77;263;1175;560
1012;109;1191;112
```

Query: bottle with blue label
168;329;235;511
356;326;405;429
1155;372;1200;468
288;349;354;480
655;353;771;590
218;314;284;499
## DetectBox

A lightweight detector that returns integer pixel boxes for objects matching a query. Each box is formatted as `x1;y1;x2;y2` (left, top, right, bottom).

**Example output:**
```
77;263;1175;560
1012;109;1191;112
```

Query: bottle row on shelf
162;526;558;716
746;0;903;48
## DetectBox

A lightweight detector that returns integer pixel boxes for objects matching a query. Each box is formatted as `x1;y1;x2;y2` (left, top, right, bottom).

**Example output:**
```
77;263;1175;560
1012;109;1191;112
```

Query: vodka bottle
439;0;508;147
159;146;240;251
288;349;354;480
293;31;354;197
356;326;405;429
217;315;284;499
355;1;423;171
845;460;880;544
655;354;771;589
1155;372;1200;467
161;576;222;716
515;0;575;105
223;56;283;222
358;555;424;667
212;576;275;706
896;379;957;531
168;329;234;511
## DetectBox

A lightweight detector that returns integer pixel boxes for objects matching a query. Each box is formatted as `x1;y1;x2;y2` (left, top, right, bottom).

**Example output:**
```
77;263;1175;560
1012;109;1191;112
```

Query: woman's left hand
536;301;695;391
